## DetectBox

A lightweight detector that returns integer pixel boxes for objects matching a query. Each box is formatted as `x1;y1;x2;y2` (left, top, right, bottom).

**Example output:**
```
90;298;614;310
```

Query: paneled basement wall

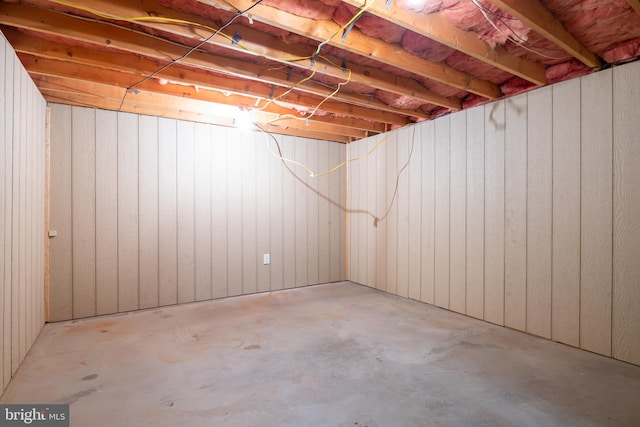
1;33;47;393
48;104;347;321
348;60;640;366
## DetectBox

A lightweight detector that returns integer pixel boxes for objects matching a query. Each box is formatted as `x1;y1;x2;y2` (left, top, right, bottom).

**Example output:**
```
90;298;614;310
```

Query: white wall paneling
347;61;640;366
48;106;347;321
1;32;47;393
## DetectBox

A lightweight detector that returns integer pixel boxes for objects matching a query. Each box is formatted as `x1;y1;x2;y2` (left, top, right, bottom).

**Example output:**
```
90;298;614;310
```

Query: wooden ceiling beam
485;0;600;68
252;123;352;144
18;52;390;137
42;90;352;143
35;76;355;142
33;73;377;136
195;0;502;99
28;0;460;110
628;0;640;16
0;3;428;120
341;0;546;86
5;29;413;127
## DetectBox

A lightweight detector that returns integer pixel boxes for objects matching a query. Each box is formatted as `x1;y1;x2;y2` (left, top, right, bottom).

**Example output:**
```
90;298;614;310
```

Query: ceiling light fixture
401;0;428;8
234;109;254;130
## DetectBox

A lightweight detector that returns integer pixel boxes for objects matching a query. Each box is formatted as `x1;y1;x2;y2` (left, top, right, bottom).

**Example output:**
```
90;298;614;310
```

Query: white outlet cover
263;254;270;265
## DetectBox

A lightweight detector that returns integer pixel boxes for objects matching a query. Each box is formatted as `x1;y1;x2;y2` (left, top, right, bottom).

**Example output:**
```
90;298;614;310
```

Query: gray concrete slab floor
2;282;640;426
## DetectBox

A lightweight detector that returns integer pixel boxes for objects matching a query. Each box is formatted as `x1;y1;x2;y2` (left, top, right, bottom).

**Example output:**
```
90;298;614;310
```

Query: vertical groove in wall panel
177;121;195;303
307;139;320;286
71;107;96;318
0;35;6;390
95;110;118;315
226;128;243;296
420;122;435;304
31;93;36;330
375;134;387;292
269;132;284;290
449;112;467;314
396;128;410;298
580;69;613;357
612;61;640;365
194;123;212;301
328;143;341;283
138;116;159;309
241;130;257;295
211;127;229;298
158;118;178;306
39;98;46;327
23;76;28;352
359;139;369;287
31;87;40;345
408;125;422;300
359;139;369;286
10;59;19;373
18;65;26;363
385;132;398;295
365;138;377;288
49;104;72;321
348;141;359;284
551;79;581;347
294;138;308;287
40;101;46;325
256;131;271;293
339;144;346;280
22;76;30;357
25;88;30;344
281;136;296;289
117;112;140;312
466;106;485;320
318;141;330;285
3;46;15;383
484;101;506;326
434;116;450;309
26;87;32;342
526;87;553;339
504;95;528;331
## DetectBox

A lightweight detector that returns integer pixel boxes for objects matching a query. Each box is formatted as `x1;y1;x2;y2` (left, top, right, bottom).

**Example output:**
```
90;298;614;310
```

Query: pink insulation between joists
333;4;406;44
602;38;640;63
262;0;336;20
29;0;640;119
439;0;532;48
541;0;640;54
401;31;456;63
374;91;424;110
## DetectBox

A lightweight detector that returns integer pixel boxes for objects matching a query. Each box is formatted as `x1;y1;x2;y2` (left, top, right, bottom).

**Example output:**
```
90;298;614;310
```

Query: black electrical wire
118;0;266;111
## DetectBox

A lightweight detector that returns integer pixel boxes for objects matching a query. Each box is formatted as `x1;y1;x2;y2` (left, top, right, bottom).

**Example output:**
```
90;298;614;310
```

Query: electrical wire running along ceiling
2;1;640;143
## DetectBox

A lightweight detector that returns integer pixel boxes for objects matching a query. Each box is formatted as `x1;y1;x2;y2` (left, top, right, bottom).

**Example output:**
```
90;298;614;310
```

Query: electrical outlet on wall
263;254;270;265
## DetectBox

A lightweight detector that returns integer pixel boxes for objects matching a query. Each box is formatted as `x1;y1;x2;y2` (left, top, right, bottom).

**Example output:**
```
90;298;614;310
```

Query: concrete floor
2;282;640;427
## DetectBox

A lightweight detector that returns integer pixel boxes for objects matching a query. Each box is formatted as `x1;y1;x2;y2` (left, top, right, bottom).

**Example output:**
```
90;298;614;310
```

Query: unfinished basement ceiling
1;0;639;143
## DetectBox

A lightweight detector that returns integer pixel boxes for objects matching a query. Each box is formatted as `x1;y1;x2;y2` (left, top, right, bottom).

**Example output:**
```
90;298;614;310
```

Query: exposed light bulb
234;109;253;130
404;0;427;8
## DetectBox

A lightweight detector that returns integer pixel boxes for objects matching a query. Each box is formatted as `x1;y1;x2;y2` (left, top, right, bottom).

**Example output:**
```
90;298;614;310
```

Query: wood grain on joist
485;0;600;68
0;3;427;122
8;32;412;127
341;0;546;86
41;87;352;143
34;0;460;110
31;73;366;141
196;0;502;99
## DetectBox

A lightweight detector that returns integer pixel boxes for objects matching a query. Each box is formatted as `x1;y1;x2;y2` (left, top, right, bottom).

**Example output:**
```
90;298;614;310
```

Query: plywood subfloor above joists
1;0;639;141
